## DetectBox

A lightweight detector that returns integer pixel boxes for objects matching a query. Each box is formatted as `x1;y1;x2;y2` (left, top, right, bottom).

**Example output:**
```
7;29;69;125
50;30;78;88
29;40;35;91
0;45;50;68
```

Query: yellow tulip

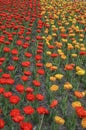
59;52;64;56
80;47;86;51
79;34;84;38
79;39;83;42
65;22;69;25
57;49;62;53
68;45;74;50
47;35;52;41
81;118;86;128
45;63;52;68
76;69;85;76
46;51;51;55
46;41;50;45
69;33;75;37
54;116;65;125
52;27;58;32
55;42;62;48
51;21;54;25
72;101;82;108
74;45;80;49
82;92;86;96
76;26;79;30
42;36;46;39
72;40;77;44
53;14;58;19
72;19;76;24
44;29;48;34
64;82;73;90
52;25;56;28
50;76;56;81
55;74;63;80
62;39;67;43
80;44;84;47
61;55;67;60
76;66;82;71
50;85;59;92
52;33;57;37
60;29;66;33
71;54;77;58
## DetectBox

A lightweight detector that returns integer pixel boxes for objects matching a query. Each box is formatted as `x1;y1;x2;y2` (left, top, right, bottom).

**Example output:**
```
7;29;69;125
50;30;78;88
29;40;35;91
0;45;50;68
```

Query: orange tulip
74;91;85;98
64;64;75;70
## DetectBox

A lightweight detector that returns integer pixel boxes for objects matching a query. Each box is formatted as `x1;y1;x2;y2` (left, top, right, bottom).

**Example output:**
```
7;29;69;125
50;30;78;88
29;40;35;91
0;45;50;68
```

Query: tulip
46;51;52;55
55;74;63;80
61;55;67;60
50;100;58;108
50;76;56;81
71;54;77;58
45;63;52;68
75;45;80;49
50;66;58;71
76;66;82;71
50;85;59;92
54;116;65;125
81;118;86;128
72;101;82;108
80;47;86;51
64;82;73;90
76;69;85;76
74;91;85;98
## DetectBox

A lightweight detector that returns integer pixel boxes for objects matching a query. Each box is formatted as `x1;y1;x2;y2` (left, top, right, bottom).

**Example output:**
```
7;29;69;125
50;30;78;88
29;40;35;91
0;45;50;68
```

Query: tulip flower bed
0;0;86;129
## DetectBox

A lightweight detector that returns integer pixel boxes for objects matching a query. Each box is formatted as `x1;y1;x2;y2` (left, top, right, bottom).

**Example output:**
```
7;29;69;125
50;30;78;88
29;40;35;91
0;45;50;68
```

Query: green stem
38;114;44;130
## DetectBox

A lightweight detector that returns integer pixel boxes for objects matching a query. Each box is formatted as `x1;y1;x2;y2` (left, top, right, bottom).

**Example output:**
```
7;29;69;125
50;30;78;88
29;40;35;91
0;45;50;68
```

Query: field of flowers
0;0;86;130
